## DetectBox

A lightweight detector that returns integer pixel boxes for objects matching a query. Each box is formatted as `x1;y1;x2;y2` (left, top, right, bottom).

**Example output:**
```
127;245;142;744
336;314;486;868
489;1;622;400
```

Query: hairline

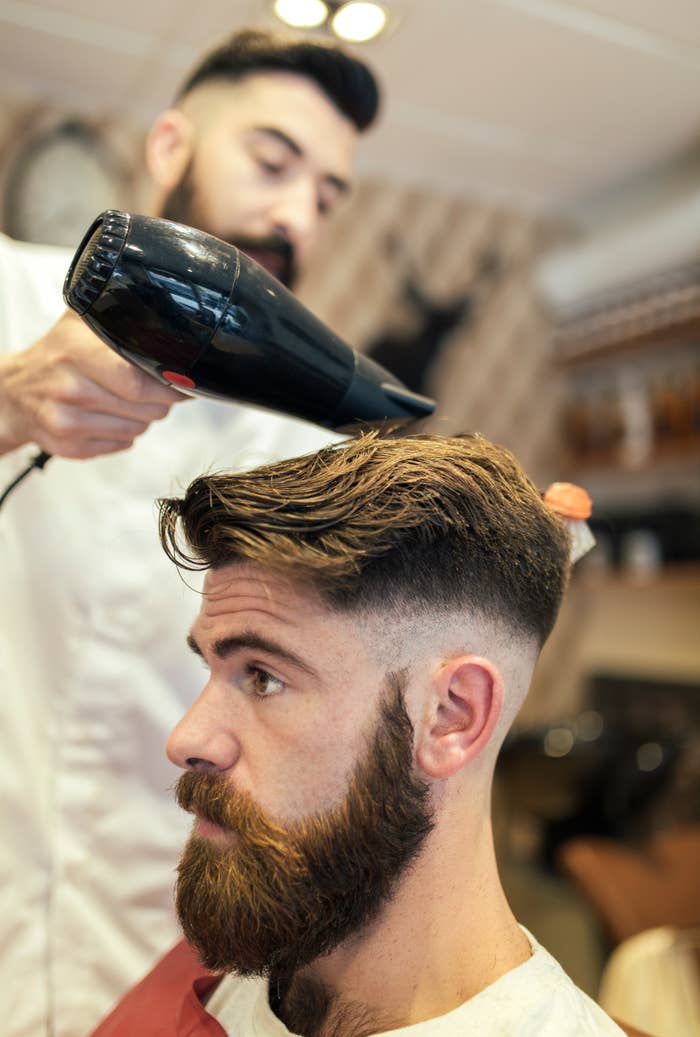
177;67;366;131
203;558;538;661
175;71;360;147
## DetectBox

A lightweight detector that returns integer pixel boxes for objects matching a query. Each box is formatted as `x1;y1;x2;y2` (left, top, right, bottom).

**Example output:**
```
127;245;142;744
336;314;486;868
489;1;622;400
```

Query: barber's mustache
228;236;295;284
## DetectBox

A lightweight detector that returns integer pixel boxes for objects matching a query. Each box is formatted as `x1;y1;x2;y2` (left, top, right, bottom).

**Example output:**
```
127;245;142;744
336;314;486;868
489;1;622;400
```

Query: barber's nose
166;686;240;773
270;179;319;266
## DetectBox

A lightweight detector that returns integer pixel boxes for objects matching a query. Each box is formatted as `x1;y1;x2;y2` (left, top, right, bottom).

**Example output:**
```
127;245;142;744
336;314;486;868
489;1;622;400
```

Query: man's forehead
187;71;357;175
199;563;324;620
198;68;345;115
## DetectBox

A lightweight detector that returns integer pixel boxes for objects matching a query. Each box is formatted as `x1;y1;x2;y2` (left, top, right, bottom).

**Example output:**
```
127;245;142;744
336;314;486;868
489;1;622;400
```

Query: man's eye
318;189;342;218
245;665;285;698
258;159;285;175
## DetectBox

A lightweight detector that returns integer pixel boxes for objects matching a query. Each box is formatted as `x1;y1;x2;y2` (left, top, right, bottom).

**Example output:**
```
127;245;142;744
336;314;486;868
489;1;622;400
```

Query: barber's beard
159;160;297;287
175;675;433;979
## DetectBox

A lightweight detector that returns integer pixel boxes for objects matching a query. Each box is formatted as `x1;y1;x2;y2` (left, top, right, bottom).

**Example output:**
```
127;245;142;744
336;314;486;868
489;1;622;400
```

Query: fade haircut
174;27;380;132
158;432;571;647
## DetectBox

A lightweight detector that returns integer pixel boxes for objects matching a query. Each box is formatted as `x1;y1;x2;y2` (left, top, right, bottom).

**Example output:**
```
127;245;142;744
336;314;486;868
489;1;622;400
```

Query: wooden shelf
565;436;700;478
555;316;700;369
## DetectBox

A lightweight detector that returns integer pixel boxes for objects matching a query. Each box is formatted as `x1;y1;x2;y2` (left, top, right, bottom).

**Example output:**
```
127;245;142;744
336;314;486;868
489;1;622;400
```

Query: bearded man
91;431;630;1037
0;29;379;1037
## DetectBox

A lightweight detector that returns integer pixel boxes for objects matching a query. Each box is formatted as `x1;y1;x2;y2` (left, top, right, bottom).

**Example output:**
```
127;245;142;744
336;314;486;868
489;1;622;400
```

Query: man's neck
274;818;531;1037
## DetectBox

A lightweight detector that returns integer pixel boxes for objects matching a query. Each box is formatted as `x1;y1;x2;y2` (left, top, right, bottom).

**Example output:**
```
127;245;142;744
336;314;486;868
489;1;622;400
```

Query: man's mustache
176;768;305;876
176;770;237;832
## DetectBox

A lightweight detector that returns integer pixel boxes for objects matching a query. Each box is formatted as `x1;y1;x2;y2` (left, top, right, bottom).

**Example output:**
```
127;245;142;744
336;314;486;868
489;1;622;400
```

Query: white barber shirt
0;233;338;1037
207;929;626;1036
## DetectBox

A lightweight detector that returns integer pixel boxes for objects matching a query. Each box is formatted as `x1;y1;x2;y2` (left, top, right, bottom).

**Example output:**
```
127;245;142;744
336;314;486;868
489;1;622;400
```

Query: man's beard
159;160;297;287
175;674;434;979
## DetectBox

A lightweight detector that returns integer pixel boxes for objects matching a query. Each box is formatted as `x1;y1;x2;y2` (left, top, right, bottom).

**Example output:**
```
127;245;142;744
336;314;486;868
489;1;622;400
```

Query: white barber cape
0;233;338;1037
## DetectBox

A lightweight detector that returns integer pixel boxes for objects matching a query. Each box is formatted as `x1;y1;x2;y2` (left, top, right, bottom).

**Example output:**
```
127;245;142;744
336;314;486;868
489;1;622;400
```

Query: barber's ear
145;109;194;191
416;657;504;780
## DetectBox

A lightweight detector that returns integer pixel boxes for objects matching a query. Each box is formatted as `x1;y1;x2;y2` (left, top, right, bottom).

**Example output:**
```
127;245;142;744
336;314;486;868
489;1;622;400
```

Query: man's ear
416;656;504;780
145;109;194;192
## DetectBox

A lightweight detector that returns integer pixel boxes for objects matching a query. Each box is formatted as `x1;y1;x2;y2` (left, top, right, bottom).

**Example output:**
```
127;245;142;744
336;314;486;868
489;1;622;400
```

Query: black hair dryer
63;211;435;428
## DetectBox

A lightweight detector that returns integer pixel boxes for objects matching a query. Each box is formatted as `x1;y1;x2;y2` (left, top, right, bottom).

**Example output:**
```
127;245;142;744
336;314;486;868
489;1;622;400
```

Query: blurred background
1;2;699;1032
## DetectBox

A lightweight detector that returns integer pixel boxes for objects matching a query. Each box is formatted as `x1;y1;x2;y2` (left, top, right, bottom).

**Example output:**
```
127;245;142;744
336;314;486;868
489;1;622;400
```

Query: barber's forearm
0;312;184;459
0;353;30;454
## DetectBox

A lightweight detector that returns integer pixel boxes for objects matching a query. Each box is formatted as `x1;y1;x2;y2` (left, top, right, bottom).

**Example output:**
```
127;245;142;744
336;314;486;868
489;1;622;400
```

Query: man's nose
269;178;320;266
166;686;240;773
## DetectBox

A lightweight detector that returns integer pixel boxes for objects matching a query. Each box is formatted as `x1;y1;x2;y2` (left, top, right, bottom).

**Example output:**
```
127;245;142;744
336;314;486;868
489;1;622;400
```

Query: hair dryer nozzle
334;352;435;425
65;211;130;315
63;211;436;431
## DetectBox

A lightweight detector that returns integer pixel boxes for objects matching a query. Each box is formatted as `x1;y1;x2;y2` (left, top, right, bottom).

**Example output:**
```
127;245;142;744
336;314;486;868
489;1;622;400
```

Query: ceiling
2;0;700;215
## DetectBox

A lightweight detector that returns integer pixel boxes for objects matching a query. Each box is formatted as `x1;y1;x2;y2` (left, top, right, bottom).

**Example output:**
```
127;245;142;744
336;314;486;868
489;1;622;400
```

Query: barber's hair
174;27;380;132
158;432;571;646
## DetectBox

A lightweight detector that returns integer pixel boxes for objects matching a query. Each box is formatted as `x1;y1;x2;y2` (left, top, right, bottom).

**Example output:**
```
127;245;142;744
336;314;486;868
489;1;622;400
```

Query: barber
0;29;380;1037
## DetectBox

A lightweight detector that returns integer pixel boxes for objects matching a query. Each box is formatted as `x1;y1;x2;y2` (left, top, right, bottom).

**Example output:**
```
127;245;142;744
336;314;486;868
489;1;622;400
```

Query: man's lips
193;814;231;844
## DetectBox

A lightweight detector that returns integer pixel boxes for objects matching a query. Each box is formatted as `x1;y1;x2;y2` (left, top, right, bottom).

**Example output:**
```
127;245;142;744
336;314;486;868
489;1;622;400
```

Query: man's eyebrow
255;126;303;157
186;631;319;678
187;633;203;657
253;126;350;194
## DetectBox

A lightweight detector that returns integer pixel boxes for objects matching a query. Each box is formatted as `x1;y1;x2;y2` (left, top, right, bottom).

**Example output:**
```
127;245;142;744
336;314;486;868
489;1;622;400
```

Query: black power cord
0;451;52;510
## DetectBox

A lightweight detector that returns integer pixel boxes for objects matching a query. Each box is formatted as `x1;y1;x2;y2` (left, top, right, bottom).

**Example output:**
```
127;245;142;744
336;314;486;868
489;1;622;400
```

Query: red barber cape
91;940;226;1036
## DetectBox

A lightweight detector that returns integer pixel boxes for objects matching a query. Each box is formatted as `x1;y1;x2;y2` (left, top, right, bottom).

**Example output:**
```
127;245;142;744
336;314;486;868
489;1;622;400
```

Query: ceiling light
330;1;387;42
273;0;330;28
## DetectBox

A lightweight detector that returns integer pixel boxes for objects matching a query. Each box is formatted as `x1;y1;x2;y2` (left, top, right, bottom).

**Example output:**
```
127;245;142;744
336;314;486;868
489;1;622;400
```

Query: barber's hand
0;309;185;459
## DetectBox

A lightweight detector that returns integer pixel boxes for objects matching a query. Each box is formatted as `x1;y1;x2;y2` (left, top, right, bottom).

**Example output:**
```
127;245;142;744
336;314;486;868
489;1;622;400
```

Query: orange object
544;482;593;521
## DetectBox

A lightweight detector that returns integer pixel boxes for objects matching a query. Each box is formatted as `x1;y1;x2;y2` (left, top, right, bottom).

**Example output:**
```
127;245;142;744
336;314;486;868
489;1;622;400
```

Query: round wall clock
3;118;127;249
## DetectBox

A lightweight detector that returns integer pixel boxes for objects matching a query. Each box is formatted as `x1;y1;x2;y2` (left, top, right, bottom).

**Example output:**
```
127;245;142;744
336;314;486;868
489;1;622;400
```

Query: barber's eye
259;159;285;175
245;665;285;698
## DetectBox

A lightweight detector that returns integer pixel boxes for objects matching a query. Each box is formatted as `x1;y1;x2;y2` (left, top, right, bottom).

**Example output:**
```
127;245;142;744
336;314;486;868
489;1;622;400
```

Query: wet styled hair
158;432;571;646
174;27;380;132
